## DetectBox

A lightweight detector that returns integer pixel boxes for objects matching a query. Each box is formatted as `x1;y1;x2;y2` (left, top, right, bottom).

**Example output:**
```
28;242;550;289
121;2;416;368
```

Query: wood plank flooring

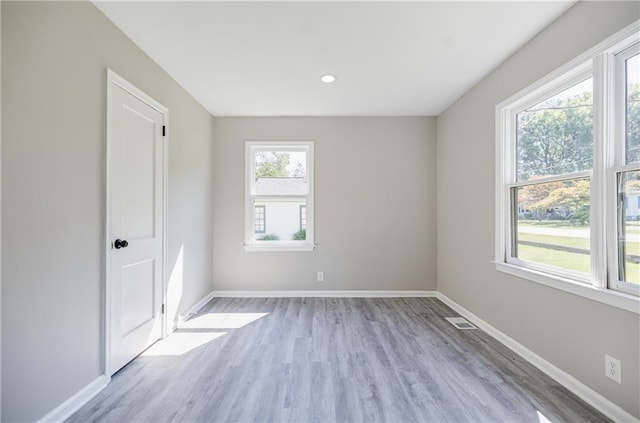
68;297;610;422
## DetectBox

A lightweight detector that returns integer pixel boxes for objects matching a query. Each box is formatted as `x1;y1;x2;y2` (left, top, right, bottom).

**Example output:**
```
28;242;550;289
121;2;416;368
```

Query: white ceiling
94;1;575;117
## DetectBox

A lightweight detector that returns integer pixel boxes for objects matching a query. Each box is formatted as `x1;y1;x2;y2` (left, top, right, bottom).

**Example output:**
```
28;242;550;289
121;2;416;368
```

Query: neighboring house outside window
254;178;306;240
495;23;640;313
245;141;314;251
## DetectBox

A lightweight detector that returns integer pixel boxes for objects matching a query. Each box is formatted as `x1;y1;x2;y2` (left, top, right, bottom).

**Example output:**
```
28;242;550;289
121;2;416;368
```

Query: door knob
114;239;129;249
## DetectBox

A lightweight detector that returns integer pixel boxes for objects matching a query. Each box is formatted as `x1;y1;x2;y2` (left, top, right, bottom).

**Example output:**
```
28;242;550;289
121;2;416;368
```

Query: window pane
626;53;640;163
617;170;640;284
516;78;593;181
254;205;266;234
254;151;308;195
254;199;306;241
255;151;306;178
512;177;590;275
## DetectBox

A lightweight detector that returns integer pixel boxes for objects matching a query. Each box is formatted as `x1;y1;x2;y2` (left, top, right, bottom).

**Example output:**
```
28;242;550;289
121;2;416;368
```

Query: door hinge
161;304;165;314
162;125;166;137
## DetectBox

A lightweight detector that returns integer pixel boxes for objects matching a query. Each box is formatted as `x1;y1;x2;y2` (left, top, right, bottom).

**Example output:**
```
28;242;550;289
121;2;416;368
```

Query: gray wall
1;2;214;421
437;2;640;418
213;117;437;292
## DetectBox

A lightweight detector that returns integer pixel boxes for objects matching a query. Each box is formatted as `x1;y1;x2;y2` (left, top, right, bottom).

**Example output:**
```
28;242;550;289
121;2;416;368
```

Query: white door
108;71;166;375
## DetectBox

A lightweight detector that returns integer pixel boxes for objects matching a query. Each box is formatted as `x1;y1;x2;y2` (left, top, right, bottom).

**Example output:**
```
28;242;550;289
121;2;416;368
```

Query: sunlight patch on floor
536;410;553;423
180;312;269;329
142;331;226;356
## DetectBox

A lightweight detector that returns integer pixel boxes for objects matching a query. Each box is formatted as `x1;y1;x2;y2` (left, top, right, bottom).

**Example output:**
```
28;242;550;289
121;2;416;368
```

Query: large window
245;141;314;251
496;24;640;313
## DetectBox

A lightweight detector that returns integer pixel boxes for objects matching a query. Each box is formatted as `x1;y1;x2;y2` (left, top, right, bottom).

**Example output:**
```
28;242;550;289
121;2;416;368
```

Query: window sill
494;261;640;315
244;244;315;252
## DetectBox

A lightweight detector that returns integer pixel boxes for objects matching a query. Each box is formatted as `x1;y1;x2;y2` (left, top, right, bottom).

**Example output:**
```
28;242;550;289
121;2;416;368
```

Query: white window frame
244;141;315;252
608;42;640;297
495;21;640;314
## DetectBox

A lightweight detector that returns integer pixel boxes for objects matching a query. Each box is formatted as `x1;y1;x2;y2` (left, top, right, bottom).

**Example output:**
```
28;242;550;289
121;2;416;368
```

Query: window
611;42;640;295
512;78;593;278
496;23;640;313
300;205;307;231
254;205;266;234
245;141;314;251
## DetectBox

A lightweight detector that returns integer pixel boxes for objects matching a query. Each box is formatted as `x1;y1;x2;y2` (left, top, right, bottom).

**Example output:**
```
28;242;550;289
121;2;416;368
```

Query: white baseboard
211;290;437;298
435;292;638;423
36;374;108;423
177;290;216;326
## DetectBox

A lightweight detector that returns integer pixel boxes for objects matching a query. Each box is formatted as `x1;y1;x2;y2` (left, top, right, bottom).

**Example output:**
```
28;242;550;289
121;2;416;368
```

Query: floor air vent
445;317;477;330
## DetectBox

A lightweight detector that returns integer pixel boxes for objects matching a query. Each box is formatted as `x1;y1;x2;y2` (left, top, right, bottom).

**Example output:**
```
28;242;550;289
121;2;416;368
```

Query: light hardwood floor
68;297;610;422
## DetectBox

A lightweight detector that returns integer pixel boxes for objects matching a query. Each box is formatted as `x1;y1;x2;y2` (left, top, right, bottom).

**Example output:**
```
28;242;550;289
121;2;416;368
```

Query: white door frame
104;68;168;379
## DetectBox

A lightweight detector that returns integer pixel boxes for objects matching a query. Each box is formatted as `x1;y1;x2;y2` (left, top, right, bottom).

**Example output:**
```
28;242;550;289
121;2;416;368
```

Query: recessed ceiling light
321;74;336;83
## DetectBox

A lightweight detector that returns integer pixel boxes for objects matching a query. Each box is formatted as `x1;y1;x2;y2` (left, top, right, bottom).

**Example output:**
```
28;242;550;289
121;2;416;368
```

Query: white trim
211;290;437;298
435;293;639;423
36;375;108;423
495;261;639;314
505;256;592;285
176;291;216;327
593;50;614;291
244;244;316;252
107;69;169;115
507;170;592;188
105;69;169;377
162;111;170;340
501;64;593;115
104;68;113;382
495;106;509;264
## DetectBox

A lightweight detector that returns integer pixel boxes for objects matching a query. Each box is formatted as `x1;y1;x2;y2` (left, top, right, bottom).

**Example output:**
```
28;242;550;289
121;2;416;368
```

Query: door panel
109;79;165;375
121;259;155;336
121;105;157;240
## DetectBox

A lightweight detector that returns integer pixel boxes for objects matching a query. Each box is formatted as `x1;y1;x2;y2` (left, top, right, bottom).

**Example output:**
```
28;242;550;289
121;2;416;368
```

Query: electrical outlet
317;271;324;282
605;354;622;384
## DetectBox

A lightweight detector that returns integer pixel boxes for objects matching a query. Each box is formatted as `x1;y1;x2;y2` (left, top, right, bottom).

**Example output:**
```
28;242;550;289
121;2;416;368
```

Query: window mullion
593;53;615;289
608;43;640;295
495;108;515;264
